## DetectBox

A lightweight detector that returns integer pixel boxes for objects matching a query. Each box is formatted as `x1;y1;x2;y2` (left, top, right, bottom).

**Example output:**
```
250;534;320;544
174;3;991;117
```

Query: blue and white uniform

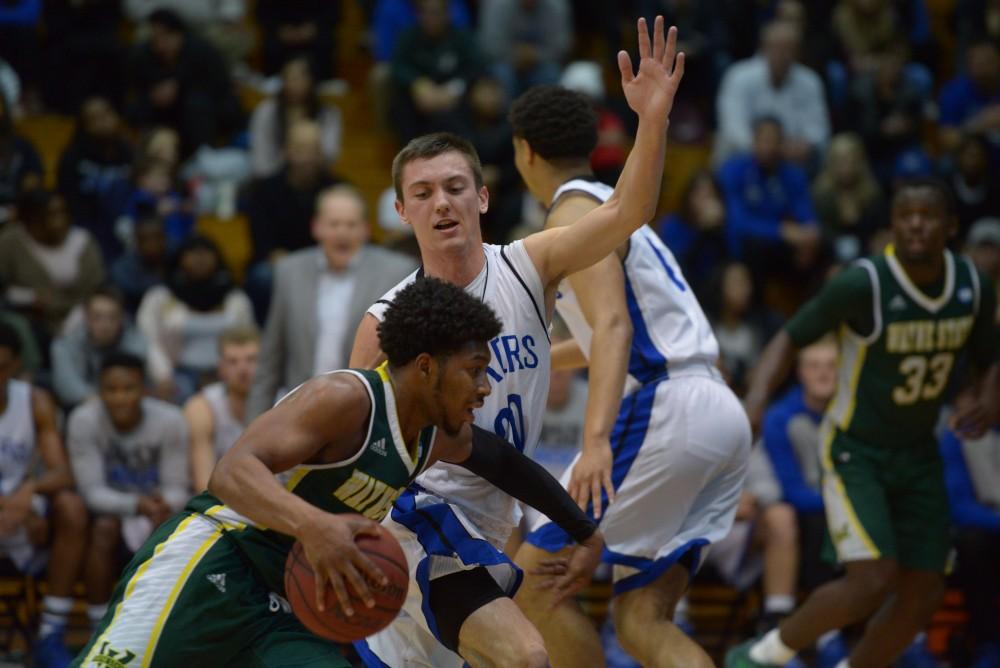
525;178;751;594
359;241;551;668
0;379;46;572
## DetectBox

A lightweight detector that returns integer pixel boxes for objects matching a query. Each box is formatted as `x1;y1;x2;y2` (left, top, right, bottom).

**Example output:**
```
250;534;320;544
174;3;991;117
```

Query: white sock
87;603;109;627
38;596;73;638
674;595;690;626
749;628;796;665
817;629;840;649
764;594;795;615
834;660;851;668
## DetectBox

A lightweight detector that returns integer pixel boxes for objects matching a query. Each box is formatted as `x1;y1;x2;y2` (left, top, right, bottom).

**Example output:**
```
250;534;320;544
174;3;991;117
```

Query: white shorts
0;494;48;574
355;488;521;668
526;372;750;594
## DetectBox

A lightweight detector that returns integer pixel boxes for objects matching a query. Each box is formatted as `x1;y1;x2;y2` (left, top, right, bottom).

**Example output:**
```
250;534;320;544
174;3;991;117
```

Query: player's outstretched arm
744;330;799;434
523;17;684;289
209;374;388;614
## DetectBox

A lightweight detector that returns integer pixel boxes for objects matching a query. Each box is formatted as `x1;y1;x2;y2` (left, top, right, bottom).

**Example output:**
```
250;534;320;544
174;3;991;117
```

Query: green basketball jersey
826;248;982;448
186;363;436;593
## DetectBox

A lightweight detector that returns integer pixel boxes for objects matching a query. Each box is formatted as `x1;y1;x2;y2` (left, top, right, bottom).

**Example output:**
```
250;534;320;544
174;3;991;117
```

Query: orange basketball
284;523;408;643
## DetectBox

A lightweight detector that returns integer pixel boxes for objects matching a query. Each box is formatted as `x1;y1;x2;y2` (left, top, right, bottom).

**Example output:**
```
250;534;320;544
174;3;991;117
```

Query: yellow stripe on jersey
284;467;311;493
143;531;223;666
819;422;881;560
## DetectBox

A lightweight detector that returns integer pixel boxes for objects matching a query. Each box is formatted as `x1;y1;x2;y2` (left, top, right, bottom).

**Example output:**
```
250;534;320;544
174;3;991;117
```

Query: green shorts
819;426;951;573
72;509;349;668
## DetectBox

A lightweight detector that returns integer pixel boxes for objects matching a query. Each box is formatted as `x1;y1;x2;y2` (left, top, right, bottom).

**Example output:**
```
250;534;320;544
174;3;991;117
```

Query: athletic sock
38;596;73;638
87;603;109;627
749;628;797;665
763;594;795;616
833;660;851;668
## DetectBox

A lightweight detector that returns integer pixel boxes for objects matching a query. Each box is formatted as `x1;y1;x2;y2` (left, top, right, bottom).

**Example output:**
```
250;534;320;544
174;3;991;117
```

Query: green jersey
188;363;436;593
786;247;999;448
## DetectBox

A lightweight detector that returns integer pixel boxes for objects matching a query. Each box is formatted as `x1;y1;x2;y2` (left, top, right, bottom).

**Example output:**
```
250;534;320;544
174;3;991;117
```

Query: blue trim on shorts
353;639;391;668
609;538;709;596
524;380;658;554
390;488;522;646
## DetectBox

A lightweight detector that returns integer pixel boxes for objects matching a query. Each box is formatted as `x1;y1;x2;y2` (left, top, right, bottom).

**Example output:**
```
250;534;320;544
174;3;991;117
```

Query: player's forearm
981;363;1000;423
610;112;670;234
208;451;327;538
745;330;798;413
582;319;631;443
27;465;72;496
552;338;588;370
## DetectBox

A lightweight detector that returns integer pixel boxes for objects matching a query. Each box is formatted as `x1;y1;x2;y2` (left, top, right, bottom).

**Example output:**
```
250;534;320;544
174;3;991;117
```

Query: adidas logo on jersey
888;295;908;311
207;573;226;593
370;437;388;456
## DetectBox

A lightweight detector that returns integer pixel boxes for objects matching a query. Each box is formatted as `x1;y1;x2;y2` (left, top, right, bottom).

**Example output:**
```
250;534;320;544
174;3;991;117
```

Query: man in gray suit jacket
247;185;417;418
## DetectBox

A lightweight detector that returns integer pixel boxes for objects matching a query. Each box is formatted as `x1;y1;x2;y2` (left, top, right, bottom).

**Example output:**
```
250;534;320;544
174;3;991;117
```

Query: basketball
284;522;409;643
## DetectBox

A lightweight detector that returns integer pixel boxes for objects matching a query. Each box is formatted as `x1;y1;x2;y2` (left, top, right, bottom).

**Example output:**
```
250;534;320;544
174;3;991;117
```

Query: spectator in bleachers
844;39;927;183
966;217;1000;324
0;0;41;110
137;236;254;402
940;426;1000;668
0;307;41;378
947;133;1000;244
372;0;471;63
51;286;147;410
0;90;42;226
468;77;520;242
811;133;887;264
256;0;339;80
957;0;1000;56
244;119;339;322
184;325;258;491
125;0;252;68
110;211;169;315
939;38;1000;154
41;0;126;114
57;96;133;262
67;352;189;632
655;169;728;297
249;55;343;179
559;61;629;186
707;261;783;394
106;156;195;254
0;323;89;668
0;190;105;338
479;0;571;101
717;117;822;287
124;9;243;156
247;185;416;418
714;20;830;169
0;57;20;117
390;0;486;143
832;0;902;76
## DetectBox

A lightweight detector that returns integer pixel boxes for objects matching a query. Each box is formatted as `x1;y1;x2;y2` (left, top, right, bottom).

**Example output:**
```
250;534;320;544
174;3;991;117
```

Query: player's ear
395;197;410;226
478;184;489;215
415;352;433;379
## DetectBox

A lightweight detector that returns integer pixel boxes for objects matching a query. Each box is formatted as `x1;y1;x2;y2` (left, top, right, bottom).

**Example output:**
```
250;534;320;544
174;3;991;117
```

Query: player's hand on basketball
618;17;685;121
298;513;387;616
532;530;604;608
568;439;615;520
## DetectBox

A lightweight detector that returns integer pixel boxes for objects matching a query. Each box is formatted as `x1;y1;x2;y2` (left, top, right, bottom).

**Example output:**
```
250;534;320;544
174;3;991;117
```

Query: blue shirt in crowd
373;0;471;62
938;75;1000;128
762;385;824;514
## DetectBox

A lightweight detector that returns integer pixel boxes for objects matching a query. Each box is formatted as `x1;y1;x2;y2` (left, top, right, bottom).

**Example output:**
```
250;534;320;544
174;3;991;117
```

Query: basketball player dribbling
349;17;687;668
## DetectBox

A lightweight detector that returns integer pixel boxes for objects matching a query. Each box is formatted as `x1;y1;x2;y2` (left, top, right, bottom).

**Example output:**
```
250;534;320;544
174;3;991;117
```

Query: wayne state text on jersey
332;468;405;520
885;315;975;355
485;334;540;384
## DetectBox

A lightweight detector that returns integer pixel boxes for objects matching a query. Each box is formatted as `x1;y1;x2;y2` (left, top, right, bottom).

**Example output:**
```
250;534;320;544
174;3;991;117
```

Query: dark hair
15;188;54;226
0;322;22;357
378;277;502;366
892;176;955;214
509;85;598;163
86;284;126;309
100;351;145;376
752;115;784;135
148;8;186;34
392;133;484;200
276;56;321;150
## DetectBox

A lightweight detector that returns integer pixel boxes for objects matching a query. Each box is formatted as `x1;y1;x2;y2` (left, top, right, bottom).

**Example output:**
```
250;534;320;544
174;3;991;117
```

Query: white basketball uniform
525;179;751;595
0;379;47;572
201;382;246;460
358;241;551;668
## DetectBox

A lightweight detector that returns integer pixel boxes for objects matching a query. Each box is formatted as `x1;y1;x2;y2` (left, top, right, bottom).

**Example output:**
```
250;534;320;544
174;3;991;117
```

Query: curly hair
509;85;598;162
378;277;502;366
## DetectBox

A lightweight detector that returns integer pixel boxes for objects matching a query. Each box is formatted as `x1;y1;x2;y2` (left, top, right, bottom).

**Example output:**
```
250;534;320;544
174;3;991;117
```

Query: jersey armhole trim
286;369;376;471
964;256;982;315
856;258;882;345
500;246;551;343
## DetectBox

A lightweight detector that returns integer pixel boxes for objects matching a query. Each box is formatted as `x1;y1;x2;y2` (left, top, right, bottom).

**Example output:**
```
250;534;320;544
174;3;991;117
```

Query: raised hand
618;17;685;122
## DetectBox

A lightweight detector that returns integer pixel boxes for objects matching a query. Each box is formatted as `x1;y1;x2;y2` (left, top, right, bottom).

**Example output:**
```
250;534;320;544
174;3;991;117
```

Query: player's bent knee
90;515;122;551
845;560;897;604
53;490;88;528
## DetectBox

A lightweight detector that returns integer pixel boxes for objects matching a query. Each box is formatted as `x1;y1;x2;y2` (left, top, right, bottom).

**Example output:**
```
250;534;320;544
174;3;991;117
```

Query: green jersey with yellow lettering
787;247;999;449
193;363;437;593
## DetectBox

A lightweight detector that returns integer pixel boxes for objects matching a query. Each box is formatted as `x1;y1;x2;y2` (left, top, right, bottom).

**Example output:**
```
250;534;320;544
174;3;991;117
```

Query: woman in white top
137;236;253;402
248;55;342;178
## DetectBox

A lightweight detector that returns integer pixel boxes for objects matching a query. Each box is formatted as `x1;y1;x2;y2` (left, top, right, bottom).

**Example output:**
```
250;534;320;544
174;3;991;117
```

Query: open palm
618;17;685;122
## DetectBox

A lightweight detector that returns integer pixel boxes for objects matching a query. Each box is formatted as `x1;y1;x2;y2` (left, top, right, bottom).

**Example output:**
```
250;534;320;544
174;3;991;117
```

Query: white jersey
201;382;246;460
0;380;35;496
367;241;551;542
551;178;719;394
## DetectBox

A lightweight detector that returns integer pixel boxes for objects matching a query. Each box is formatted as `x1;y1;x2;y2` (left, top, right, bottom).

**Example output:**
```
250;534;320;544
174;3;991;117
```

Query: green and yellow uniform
785;247;999;571
73;365;436;668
